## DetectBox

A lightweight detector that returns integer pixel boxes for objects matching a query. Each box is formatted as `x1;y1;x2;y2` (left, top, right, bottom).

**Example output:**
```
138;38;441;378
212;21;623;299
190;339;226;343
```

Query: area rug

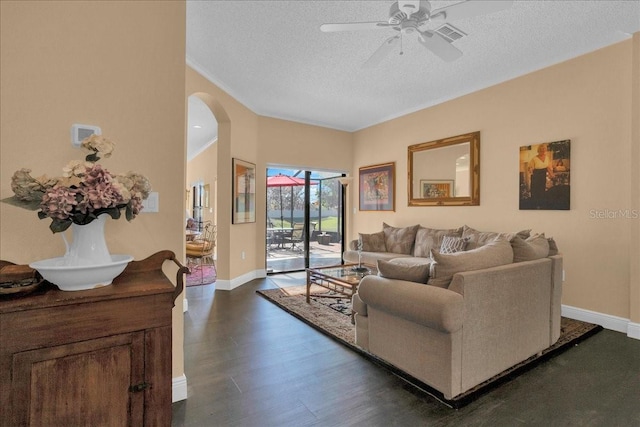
186;265;216;287
256;285;603;408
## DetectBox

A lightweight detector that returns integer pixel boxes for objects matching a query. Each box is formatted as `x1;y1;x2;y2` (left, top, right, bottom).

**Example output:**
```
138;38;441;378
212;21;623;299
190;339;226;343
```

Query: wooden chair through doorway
186;221;216;285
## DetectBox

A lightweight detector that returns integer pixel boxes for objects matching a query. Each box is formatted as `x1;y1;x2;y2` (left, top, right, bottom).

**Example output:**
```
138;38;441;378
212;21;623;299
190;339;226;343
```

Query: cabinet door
11;333;145;427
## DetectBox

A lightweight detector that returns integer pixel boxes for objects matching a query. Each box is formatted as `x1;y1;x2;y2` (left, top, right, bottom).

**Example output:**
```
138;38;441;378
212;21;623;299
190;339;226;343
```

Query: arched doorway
185;93;230;283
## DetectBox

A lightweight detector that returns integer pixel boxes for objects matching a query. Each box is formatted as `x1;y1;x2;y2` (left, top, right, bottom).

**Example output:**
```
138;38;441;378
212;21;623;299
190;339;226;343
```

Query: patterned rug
186;265;216;287
256;285;603;408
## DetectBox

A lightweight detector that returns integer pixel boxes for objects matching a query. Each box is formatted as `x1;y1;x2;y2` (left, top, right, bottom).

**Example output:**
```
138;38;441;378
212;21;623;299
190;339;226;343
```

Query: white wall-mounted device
71;124;102;148
142;192;159;213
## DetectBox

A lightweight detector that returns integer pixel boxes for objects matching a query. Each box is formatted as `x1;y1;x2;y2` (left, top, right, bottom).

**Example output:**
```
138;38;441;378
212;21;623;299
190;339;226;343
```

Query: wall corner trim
172;374;188;402
215;269;267;291
628;322;640;340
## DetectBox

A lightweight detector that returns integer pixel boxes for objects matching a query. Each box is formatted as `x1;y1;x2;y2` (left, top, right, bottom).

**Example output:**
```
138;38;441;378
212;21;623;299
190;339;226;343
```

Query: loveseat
348;223;562;400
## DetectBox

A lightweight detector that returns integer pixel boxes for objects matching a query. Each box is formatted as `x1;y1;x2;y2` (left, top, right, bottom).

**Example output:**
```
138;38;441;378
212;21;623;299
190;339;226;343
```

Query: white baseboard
562;304;638;340
215;269;267;291
172;374;188;402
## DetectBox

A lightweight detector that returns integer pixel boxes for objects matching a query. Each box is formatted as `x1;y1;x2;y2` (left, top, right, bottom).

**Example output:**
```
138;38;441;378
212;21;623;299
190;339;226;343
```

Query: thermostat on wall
71;124;101;147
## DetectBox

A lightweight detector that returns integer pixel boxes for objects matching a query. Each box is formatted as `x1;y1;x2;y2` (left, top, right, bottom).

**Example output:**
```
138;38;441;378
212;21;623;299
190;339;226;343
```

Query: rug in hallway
186;265;216;287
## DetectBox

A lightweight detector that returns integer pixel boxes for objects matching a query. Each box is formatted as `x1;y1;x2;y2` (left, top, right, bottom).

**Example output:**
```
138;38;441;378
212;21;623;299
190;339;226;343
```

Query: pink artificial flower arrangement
2;135;151;233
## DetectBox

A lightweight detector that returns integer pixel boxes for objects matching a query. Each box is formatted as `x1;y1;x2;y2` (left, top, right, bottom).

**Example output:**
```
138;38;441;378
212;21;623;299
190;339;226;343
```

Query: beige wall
187;142;218;226
0;1;187;377
186;67;259;282
631;33;640;325
186;67;353;281
351;39;639;322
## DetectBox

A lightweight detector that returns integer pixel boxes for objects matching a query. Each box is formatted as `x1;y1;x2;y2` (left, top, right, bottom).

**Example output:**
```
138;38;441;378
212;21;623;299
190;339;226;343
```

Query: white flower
81;134;115;159
62;160;90;178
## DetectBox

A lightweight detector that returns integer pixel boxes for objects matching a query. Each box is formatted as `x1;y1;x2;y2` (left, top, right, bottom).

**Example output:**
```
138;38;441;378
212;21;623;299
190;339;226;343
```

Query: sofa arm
447;257;556;348
358;275;463;333
352;292;367;316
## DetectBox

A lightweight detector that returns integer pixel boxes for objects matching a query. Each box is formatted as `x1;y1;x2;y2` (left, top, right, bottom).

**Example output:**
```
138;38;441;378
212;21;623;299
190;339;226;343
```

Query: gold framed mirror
408;131;480;206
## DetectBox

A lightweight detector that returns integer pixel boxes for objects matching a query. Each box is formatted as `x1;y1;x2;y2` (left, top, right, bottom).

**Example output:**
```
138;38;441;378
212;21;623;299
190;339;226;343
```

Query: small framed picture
359;162;395;211
232;158;256;223
420;180;454;198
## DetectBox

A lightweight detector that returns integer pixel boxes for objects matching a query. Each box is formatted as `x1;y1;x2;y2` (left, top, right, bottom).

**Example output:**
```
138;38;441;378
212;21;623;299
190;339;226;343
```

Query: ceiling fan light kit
320;0;514;66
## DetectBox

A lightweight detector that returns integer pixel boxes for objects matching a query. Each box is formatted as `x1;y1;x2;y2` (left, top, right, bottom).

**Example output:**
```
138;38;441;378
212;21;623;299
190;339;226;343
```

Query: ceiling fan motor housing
389;0;430;25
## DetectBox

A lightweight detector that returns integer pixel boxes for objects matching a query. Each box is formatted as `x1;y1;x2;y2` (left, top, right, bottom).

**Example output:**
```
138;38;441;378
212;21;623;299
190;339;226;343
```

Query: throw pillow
377;259;429;284
413;226;463;257
358;231;386;252
439;236;469;254
547;237;559;256
382;223;420;255
511;234;550;262
428;237;514;288
462;225;531;250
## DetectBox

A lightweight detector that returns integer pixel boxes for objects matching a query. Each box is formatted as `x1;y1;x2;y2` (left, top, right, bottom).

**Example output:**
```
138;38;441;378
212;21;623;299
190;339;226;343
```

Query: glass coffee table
306;263;377;303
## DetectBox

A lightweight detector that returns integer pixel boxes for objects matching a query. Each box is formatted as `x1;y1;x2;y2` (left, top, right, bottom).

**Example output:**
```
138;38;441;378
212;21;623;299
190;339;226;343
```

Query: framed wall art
420;180;454;198
519;139;571;210
232;158;256;223
359;162;395;211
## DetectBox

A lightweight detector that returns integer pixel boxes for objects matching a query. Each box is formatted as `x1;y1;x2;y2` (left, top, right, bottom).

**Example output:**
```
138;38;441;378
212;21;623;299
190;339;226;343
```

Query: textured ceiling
186;0;640;138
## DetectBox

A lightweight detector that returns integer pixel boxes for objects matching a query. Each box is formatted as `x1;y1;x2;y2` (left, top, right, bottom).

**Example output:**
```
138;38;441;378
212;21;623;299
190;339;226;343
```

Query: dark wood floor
172;275;640;426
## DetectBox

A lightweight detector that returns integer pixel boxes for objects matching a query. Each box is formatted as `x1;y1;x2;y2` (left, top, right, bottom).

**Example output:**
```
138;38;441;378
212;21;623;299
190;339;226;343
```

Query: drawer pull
129;382;151;393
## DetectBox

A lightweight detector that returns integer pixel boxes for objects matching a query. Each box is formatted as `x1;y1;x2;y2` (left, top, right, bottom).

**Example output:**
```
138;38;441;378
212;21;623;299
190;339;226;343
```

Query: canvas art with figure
519;140;571;210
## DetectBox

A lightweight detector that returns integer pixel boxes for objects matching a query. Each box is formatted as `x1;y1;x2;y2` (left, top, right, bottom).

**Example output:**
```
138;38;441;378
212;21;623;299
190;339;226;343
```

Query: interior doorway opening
266;167;345;274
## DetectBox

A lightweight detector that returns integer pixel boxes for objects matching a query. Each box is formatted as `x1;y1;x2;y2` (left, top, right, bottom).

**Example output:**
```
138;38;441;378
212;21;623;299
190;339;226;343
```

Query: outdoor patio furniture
284;222;316;251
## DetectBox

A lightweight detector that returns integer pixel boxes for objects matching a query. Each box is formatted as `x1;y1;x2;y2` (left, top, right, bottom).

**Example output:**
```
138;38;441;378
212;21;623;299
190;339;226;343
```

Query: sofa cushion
428;237;514;288
462;225;531;250
358;231;386;252
440;236;469;254
511;234;550;262
387;257;432;267
343;250;412;266
377;259;429;284
382;223;420;255
413;226;463;257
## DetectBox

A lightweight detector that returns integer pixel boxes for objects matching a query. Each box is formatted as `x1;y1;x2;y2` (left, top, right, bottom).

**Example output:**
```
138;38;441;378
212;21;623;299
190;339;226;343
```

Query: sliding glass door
266;168;344;274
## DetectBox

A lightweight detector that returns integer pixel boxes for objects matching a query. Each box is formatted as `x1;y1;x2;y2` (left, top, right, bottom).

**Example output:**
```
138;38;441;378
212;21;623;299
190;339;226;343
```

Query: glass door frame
266;168;345;274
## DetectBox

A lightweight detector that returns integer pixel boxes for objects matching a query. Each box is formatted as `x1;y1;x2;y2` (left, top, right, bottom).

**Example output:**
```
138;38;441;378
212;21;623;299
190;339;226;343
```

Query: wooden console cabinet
0;251;187;427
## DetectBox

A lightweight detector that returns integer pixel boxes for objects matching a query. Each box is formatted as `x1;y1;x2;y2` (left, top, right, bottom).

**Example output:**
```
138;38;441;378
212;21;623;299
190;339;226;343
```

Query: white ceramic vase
62;214;112;266
30;215;133;291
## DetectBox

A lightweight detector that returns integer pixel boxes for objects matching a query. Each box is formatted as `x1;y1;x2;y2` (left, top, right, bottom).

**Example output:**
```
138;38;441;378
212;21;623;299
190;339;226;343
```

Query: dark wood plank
173;276;640;427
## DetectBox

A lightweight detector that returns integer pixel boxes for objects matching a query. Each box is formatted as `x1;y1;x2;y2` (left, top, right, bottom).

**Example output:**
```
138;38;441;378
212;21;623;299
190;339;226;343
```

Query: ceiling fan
320;0;513;67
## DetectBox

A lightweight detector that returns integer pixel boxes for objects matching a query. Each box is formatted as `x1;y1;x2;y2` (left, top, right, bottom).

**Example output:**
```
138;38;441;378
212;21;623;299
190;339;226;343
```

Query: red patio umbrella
266;174;317;228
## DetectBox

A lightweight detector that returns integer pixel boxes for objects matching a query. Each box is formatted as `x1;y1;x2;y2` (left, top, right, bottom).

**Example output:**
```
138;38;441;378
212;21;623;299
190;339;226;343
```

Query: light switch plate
142;192;159;213
71;124;101;147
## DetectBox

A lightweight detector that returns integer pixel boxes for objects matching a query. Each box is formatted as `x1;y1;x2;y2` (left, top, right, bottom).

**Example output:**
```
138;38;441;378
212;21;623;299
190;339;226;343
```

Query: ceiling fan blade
362;36;400;68
431;0;514;22
320;22;392;32
418;30;462;62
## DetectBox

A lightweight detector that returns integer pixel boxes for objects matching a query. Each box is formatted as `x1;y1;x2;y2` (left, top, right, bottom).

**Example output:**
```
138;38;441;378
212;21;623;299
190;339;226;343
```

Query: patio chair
286;222;316;251
186;221;216;285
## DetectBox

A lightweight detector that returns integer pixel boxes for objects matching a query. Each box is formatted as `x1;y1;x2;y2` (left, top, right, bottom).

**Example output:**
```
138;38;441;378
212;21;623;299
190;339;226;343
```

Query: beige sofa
348;223;562;400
